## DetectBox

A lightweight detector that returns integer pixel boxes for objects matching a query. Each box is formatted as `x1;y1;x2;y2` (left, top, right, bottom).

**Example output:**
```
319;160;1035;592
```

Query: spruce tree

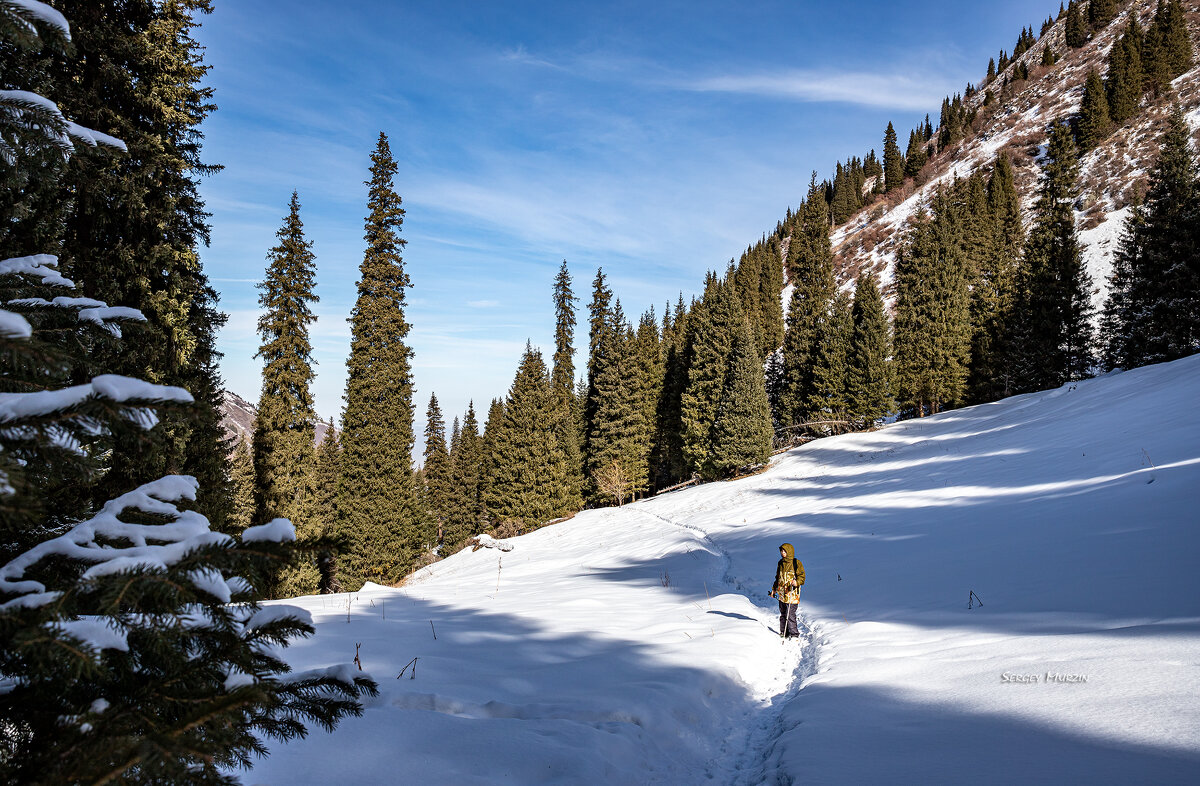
1089;0;1117;29
337;133;421;589
846;272;893;427
652;296;691;487
708;320;773;477
893;191;972;414
1013;123;1096;390
781;182;836;426
550;260;584;508
757;238;786;356
229;435;256;533
45;0;232;528
1065;0;1088;48
1101;105;1200;367
883;122;905;192
1106;17;1145;125
309;422;344;593
681;276;742;478
485;344;575;527
1075;69;1112;152
445;403;485;551
905;130;928;179
1142;1;1172;98
808;290;853;423
1159;0;1193;78
971;155;1024;402
253;192;318;537
422;393;451;545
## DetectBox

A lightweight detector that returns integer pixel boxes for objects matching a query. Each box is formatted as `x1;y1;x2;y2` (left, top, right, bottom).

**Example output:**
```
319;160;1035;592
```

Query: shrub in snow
0;4;378;782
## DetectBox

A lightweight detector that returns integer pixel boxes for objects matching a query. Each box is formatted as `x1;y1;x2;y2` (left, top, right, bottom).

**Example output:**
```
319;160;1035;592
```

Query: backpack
792;558;805;586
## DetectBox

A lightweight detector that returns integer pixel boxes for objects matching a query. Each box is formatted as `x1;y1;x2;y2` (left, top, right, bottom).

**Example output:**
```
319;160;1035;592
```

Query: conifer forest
1;0;1198;782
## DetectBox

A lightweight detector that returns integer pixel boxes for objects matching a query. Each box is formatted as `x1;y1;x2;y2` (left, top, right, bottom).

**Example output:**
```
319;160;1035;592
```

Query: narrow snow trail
245;356;1200;785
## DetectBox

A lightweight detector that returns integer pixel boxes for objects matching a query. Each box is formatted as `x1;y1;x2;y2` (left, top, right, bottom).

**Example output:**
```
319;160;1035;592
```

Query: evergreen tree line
0;3;374;782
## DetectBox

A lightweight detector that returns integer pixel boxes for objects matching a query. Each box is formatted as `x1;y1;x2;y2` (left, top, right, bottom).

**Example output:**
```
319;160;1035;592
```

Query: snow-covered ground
246;354;1200;784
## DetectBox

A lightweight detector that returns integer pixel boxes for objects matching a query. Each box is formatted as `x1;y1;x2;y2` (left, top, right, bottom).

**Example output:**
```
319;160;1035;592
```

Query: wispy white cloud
500;45;565;70
678;69;958;111
467;299;500;308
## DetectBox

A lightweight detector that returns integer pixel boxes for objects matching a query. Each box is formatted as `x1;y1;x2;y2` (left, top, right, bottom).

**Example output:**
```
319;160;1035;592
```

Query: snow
0;476;228;609
0;309;31;339
0;375;193;424
470;533;514;552
1078;205;1132;314
245;355;1200;783
242;518;296;544
8;0;71;41
0;90;126;153
0;254;75;288
48;619;128;655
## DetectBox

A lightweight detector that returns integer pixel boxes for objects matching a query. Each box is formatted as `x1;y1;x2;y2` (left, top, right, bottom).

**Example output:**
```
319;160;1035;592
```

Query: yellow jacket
771;543;805;604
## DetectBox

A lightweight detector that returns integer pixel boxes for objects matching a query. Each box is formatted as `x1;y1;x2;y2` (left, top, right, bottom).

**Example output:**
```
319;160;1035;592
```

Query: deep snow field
245;355;1200;785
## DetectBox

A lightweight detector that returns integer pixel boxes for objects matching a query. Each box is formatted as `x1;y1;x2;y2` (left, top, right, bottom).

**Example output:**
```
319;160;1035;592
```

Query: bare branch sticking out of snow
242;518;296;544
470;533;514;552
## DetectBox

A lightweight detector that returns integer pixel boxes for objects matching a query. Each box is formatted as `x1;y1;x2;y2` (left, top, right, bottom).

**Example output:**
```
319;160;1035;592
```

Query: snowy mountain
244;354;1200;784
829;0;1200;313
219;389;330;448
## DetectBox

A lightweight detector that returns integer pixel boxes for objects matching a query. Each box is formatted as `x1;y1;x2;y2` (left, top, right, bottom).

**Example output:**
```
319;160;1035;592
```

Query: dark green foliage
1075;69;1112;151
422;394;452;544
707;320;773;477
893;191;972;414
808;291;854;422
1089;0;1117;29
1012;123;1095;391
550;261;584;510
905;130;928;179
253;193;317;544
1101;105;1200;368
308;423;343;594
1105;16;1144;124
780;183;836;426
1041;44;1059;68
681;276;744;478
0;478;378;784
337;133;421;589
445;403;485;551
485;345;577;526
1065;0;1088;48
969;155;1024;403
987;57;997;82
37;1;232;528
1160;0;1193;77
883;122;904;192
846;272;893;427
651;296;690;488
937;94;974;151
229;436;256;533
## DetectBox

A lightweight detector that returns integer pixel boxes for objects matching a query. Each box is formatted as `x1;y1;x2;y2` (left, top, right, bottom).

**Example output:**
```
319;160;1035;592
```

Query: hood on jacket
779;543;794;560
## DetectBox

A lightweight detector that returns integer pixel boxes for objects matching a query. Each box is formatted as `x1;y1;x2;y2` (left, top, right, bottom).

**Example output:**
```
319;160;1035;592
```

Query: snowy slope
245;355;1200;785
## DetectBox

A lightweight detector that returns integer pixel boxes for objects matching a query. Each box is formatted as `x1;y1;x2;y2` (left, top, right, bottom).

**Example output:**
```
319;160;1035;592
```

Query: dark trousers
778;601;799;637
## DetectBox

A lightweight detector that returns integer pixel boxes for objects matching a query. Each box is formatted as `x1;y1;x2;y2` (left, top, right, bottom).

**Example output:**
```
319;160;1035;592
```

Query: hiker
769;543;804;638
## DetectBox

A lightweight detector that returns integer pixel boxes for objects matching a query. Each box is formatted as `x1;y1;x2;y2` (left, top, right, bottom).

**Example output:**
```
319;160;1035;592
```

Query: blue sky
195;0;1056;441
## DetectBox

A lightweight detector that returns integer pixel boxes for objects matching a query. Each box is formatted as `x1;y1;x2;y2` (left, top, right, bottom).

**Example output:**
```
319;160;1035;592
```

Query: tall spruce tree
253;192;318;543
337;133;421;589
229;435;256;533
43;0;232;529
846;272;893;427
893;191;972;414
781;182;836;426
1101;105;1200;368
681;275;742;478
485;344;575;528
1105;16;1145;125
808;290;853;423
309;422;344;593
1089;0;1117;29
1065;0;1088;48
1014;122;1095;390
550;260;584;508
708;320;773;477
422;394;452;545
1075;69;1112;151
883;122;905;193
445;402;485;551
